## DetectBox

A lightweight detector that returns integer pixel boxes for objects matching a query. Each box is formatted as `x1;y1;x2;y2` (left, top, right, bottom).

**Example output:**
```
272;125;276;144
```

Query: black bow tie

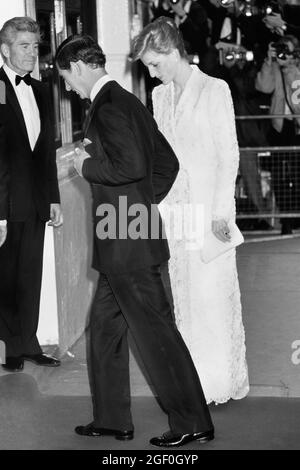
15;74;32;86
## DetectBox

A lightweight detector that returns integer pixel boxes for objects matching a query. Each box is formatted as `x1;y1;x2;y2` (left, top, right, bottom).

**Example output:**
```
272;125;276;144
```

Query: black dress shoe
23;353;61;367
75;423;134;441
2;356;24;372
150;429;214;448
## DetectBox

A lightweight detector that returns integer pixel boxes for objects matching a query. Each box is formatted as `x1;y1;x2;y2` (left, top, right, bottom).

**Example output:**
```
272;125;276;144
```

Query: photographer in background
255;35;300;234
256;36;300;145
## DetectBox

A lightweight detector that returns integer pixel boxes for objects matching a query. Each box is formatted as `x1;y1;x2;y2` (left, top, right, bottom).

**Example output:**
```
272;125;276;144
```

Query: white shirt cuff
0;220;7;226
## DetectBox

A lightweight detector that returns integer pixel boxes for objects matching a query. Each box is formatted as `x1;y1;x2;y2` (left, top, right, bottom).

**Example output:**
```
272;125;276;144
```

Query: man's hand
263;13;286;36
48;203;63;228
0;225;7;247
212;219;231;243
266;41;294;68
73;147;91;177
265;42;277;66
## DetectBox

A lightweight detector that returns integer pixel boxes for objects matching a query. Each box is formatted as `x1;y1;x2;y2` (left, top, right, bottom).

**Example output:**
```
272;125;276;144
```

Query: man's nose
29;46;39;57
149;67;156;78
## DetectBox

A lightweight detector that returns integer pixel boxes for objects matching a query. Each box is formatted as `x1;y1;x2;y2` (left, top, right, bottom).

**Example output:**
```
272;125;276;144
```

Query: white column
96;0;133;91
0;0;25;25
37;226;59;345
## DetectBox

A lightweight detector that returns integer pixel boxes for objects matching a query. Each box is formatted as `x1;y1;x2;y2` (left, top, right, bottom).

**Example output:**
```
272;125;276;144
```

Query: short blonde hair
131;16;187;61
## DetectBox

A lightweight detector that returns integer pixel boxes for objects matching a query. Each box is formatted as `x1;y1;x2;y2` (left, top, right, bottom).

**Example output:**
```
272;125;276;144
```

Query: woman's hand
212;219;231;243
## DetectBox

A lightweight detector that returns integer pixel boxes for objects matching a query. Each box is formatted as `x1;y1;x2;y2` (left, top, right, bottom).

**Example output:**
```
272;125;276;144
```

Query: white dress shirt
0;64;41;225
90;74;113;102
4;64;41;151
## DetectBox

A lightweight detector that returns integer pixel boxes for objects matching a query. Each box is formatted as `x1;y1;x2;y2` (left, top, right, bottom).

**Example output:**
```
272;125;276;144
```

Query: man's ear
77;60;88;76
0;43;10;60
70;61;81;76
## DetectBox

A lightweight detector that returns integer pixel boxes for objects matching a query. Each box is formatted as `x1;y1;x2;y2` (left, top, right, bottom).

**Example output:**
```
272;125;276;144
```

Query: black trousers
89;265;213;434
0;213;45;357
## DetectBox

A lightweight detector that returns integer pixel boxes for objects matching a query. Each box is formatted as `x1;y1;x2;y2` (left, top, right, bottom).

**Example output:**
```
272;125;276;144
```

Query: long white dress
153;65;249;404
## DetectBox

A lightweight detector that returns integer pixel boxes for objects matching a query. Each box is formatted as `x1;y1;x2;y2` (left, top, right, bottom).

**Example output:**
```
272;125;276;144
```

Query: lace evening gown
153;65;249;404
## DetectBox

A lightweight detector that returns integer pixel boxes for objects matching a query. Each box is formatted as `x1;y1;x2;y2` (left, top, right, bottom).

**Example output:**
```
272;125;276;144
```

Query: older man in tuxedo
0;17;62;372
55;35;214;448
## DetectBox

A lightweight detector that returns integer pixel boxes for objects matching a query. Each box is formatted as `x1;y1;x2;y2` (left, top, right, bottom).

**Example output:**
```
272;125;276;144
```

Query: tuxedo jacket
82;80;179;274
0;67;60;222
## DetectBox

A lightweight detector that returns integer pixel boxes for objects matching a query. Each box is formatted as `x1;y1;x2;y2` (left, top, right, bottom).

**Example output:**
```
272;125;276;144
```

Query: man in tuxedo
0;17;62;372
55;35;214;448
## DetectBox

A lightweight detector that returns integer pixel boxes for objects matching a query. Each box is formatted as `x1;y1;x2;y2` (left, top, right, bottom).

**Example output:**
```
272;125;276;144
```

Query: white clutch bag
200;221;244;264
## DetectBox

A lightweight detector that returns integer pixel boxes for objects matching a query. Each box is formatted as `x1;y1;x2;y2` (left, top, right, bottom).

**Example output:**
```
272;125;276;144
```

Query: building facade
0;0;146;351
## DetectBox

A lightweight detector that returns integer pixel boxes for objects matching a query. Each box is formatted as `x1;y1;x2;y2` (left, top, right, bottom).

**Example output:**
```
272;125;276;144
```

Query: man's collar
3;63;18;86
90;74;113;102
3;63;32;87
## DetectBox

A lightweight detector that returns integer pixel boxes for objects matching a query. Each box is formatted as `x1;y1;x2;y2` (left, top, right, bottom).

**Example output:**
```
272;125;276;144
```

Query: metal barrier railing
235;114;300;224
237;146;300;221
236;115;300;120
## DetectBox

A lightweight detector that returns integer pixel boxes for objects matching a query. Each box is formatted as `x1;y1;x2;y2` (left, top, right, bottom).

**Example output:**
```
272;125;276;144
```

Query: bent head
55;35;106;99
131;16;187;84
0;17;40;75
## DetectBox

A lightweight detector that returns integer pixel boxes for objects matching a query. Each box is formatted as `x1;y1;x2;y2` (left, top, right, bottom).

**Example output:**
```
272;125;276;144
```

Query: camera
273;42;292;61
219;0;282;17
219;48;254;65
272;41;300;61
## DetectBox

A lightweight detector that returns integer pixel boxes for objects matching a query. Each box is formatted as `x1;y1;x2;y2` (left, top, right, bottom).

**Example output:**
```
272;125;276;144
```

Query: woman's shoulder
152;83;169;100
193;67;229;94
203;72;229;93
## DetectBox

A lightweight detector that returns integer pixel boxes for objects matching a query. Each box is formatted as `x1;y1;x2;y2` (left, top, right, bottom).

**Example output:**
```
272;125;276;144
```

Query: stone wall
54;146;98;354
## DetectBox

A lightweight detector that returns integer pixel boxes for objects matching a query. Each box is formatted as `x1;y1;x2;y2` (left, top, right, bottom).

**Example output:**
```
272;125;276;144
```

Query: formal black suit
81;79;213;434
0;67;60;357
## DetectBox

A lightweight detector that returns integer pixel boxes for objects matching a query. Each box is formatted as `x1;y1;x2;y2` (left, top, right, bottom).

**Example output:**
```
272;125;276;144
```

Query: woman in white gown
132;16;249;404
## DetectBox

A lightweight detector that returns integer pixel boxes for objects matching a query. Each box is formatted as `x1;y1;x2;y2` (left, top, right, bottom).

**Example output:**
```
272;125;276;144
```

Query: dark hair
55;35;106;70
131;16;187;61
278;34;300;50
0;16;40;46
